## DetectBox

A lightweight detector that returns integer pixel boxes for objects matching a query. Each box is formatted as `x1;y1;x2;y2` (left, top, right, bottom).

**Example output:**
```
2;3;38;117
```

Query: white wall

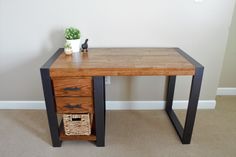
0;0;235;101
219;4;236;87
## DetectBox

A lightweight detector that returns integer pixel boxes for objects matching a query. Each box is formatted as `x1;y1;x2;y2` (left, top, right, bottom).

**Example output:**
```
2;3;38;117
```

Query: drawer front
55;97;93;113
53;78;92;96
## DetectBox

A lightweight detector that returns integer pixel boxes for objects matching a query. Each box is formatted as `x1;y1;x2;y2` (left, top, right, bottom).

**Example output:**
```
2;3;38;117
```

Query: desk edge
41;48;63;70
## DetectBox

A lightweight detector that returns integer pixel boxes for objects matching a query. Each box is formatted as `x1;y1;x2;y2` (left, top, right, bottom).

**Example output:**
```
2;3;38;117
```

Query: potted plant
65;27;81;53
64;42;72;55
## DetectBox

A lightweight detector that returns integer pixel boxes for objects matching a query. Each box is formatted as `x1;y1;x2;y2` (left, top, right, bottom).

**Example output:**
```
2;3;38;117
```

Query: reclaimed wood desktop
40;48;204;147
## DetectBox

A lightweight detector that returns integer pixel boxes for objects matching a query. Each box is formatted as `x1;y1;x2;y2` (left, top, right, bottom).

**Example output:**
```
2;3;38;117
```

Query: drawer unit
51;76;95;138
52;77;92;96
55;97;93;113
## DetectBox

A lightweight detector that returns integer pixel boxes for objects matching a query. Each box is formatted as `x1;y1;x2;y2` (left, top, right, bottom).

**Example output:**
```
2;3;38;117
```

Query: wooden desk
40;48;204;147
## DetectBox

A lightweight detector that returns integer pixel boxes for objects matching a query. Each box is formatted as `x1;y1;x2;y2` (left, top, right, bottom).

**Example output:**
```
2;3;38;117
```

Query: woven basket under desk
63;113;92;136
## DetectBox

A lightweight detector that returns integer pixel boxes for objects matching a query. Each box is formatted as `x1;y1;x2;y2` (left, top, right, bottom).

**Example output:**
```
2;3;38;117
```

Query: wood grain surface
50;48;195;77
55;97;93;113
52;77;92;96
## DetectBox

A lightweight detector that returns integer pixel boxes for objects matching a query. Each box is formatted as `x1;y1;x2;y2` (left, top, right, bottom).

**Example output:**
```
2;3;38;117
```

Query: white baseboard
0;100;216;110
0;101;46;109
217;88;236;96
106;100;215;110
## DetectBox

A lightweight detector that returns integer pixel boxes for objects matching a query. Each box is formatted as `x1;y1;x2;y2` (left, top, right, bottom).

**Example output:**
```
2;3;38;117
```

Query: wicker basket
63;113;92;136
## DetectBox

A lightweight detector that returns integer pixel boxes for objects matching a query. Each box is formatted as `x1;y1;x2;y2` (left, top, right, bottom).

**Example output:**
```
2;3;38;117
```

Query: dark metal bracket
93;76;106;147
40;49;63;147
165;48;204;144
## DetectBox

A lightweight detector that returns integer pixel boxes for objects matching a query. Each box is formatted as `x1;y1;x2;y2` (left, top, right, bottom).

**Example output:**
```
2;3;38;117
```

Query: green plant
64;42;72;49
65;27;81;40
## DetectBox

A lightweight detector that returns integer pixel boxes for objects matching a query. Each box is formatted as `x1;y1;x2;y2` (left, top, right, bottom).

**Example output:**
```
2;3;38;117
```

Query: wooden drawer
55;97;93;113
52;77;92;96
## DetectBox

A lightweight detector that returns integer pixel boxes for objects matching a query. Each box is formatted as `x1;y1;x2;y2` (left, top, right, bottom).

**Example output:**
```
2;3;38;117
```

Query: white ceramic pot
64;48;73;55
66;39;81;53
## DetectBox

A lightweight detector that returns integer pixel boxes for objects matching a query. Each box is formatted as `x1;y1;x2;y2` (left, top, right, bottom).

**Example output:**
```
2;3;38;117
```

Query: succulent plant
65;27;80;40
64;42;72;49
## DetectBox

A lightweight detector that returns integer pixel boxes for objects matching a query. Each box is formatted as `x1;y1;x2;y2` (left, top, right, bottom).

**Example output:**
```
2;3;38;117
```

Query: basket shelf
59;120;96;141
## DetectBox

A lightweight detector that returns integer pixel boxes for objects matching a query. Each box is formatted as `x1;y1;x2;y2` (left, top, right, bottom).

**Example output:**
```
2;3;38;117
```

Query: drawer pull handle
63;87;81;91
64;104;81;109
72;117;81;121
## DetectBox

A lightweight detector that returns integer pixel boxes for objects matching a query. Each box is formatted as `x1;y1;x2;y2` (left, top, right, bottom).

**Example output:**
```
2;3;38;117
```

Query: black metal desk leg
40;69;62;147
182;67;204;144
165;76;176;112
165;76;184;139
165;67;203;144
93;76;106;147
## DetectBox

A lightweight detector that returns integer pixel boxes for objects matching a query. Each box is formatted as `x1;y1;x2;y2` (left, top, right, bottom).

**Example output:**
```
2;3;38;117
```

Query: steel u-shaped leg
165;66;203;144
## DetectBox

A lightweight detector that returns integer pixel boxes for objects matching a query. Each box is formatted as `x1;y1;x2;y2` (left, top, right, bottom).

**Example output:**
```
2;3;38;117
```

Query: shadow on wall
0;29;65;100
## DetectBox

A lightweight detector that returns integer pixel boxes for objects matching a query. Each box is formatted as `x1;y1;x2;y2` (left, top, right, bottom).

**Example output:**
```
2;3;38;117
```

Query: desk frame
165;49;203;144
41;48;203;147
93;49;203;146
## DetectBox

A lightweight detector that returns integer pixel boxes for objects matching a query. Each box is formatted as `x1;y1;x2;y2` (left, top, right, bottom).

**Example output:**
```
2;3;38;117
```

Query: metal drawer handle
72;117;81;121
64;104;81;109
63;87;81;91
